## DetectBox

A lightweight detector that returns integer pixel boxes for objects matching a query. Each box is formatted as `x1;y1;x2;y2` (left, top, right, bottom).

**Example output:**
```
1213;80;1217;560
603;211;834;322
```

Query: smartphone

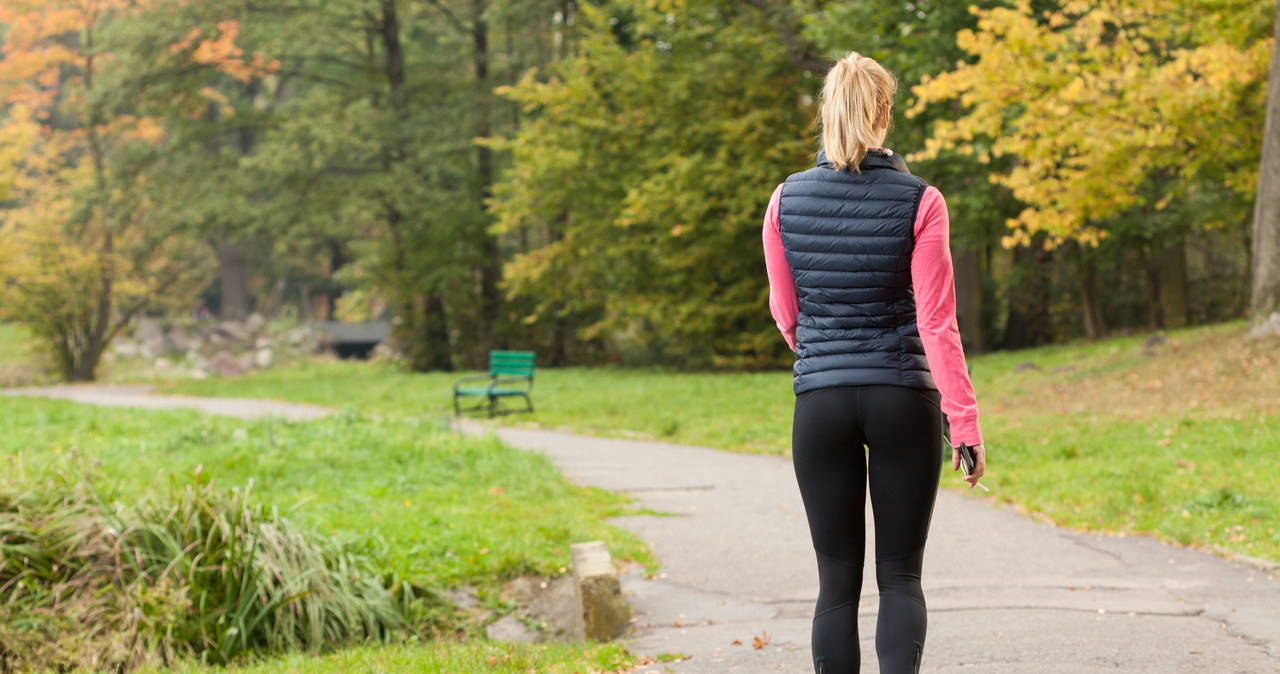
957;443;989;492
958;443;977;476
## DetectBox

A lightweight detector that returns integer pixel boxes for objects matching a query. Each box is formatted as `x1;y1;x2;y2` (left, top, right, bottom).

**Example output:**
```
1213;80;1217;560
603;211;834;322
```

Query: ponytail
820;52;897;172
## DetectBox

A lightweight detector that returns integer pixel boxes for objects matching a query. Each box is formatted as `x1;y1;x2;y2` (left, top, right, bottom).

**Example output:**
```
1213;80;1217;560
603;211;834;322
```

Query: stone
571;541;629;641
245;313;266;332
210;351;241;378
254;335;272;350
112;340;139;357
213;321;248;343
235;352;256;373
163;324;191;354
485;615;539;643
500;576;542;607
527;576;582;642
154;357;172;370
1014;361;1039;372
443;585;479;611
135;317;164;356
254;348;273;369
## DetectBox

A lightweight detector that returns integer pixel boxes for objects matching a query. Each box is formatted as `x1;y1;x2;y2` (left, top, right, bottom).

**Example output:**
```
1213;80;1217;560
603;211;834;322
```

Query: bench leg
488;395;497;419
523;393;533;414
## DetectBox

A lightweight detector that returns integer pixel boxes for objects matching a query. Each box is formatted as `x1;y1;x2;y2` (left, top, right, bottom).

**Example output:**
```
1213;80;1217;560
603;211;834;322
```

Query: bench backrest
489;350;535;378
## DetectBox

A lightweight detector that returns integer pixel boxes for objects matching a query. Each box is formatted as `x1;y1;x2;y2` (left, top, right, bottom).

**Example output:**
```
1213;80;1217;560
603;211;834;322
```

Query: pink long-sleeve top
763;182;984;447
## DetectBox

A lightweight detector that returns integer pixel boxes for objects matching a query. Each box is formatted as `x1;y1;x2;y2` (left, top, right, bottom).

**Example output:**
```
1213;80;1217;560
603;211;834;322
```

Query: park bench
452;350;536;417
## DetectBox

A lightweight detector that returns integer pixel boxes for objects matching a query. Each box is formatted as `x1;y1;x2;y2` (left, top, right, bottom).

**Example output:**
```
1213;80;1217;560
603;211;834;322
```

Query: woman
762;52;987;674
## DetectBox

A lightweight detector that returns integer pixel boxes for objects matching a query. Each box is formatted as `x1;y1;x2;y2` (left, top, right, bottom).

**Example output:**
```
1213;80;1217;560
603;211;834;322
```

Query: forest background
2;0;1278;380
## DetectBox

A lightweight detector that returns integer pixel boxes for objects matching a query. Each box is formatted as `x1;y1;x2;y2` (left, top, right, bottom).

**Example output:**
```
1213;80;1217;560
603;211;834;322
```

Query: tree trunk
1251;0;1280;335
1000;244;1052;349
473;0;502;354
1074;245;1106;339
953;245;986;353
1158;236;1188;329
217;237;251;321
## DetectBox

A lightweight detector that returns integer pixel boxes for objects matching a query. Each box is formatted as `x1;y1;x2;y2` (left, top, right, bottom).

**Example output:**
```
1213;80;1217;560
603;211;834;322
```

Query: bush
0;462;407;672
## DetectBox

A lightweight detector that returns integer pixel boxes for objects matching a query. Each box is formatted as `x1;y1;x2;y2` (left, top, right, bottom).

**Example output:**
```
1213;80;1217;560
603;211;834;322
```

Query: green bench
453;350;536;417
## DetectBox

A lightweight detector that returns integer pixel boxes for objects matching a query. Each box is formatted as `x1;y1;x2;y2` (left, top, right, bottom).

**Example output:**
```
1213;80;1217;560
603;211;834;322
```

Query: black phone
958;443;977;476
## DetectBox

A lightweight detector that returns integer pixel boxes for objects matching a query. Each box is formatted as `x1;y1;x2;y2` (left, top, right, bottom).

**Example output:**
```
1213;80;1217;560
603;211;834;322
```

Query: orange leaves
752;630;771;649
171;20;280;84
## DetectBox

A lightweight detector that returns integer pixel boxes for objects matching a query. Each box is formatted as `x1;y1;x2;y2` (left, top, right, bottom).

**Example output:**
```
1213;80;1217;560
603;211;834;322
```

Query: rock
500;577;543;607
135;317;164;357
213;321;249;343
163;324;191;354
254;348;273;369
210;351;241;378
254;335;272;350
236;352;256;373
571;541;629;642
112;340;139;357
1142;333;1169;354
245;313;266;332
154;357;172;370
190;369;209;380
486;615;539;643
1013;361;1039;373
528;576;582;642
443;586;479;611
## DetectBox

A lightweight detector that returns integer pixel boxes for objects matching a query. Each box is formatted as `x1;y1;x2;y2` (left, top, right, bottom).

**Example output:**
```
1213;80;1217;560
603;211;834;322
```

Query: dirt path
6;385;1279;673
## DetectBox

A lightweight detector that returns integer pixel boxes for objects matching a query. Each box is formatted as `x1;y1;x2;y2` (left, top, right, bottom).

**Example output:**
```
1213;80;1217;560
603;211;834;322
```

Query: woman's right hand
951;443;986;489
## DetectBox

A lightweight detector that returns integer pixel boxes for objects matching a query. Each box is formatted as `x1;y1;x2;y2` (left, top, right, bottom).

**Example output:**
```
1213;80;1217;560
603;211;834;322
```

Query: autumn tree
1253;0;1280;336
0;1;274;380
492;0;812;366
909;0;1272;338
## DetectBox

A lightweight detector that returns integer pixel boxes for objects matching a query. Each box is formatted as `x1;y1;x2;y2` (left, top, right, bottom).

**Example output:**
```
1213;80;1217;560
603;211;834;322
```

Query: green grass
136;640;638;674
0;397;653;588
161;321;1280;565
0;395;653;672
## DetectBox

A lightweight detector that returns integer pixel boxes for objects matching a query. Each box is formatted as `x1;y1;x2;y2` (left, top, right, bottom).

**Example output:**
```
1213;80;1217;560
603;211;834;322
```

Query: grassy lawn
161;321;1280;565
139;641;639;674
0;394;653;672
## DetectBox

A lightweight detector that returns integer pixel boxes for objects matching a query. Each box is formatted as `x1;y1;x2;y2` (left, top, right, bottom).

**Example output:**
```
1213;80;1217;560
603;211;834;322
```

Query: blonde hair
820;52;897;172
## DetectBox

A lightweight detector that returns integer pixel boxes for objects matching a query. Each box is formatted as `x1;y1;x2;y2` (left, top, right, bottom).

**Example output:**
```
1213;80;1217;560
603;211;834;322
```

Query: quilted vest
779;148;936;395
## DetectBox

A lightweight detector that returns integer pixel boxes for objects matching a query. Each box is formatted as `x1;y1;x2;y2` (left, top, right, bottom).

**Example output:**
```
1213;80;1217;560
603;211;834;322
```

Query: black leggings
791;385;943;674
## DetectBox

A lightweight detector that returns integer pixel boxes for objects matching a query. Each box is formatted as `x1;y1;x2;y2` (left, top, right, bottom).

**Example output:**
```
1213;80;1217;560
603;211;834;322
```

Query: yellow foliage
907;0;1270;247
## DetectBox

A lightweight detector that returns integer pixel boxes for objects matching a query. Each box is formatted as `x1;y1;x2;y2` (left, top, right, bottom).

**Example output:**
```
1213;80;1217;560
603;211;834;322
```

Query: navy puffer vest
779;149;936;395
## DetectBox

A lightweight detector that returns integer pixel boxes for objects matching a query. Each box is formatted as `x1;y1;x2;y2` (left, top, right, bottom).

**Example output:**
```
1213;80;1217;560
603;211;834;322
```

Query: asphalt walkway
6;385;1279;673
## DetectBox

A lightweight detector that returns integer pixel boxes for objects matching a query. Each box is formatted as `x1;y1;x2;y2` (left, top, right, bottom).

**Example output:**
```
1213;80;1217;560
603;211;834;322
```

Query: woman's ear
878;105;892;131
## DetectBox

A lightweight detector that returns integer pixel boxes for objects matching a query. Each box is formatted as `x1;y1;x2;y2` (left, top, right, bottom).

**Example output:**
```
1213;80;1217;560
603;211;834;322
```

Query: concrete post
570;541;630;641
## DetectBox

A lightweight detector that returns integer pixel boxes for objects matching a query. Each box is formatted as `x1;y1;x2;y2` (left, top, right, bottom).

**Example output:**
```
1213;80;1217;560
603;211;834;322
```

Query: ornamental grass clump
0;465;405;672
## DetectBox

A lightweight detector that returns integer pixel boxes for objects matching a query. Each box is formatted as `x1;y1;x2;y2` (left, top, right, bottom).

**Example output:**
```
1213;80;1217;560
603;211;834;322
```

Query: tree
492;0;812;366
908;0;1272;337
0;1;271;380
1253;0;1280;336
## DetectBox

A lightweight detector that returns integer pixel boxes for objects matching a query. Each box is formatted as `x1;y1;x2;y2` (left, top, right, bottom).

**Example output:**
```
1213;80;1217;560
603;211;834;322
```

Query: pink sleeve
762;184;797;351
912;186;984;447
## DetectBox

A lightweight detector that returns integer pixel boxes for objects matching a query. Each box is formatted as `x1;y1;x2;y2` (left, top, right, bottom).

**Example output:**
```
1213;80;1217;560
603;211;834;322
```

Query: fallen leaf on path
731;639;742;645
753;631;771;649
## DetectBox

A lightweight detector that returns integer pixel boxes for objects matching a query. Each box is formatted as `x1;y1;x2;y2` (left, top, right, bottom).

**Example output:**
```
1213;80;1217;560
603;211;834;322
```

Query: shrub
0;463;406;672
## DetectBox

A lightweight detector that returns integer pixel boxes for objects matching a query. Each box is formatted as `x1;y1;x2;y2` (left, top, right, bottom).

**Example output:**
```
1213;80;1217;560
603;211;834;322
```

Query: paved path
1;384;332;421
6;385;1279;672
466;425;1280;674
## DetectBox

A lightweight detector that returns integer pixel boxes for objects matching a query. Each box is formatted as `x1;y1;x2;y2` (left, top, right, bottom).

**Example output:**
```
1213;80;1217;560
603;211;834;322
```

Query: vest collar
816;148;902;172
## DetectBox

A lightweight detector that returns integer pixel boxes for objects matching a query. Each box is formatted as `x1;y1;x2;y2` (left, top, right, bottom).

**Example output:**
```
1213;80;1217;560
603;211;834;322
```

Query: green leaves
493;0;811;367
